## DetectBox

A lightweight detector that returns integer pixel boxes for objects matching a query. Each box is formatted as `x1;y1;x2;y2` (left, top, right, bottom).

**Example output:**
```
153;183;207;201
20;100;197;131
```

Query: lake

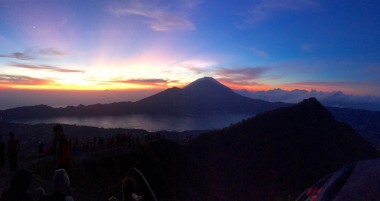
12;114;252;131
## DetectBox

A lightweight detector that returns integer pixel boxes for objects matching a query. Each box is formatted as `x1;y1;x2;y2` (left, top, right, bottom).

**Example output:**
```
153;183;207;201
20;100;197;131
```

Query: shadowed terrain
23;98;374;201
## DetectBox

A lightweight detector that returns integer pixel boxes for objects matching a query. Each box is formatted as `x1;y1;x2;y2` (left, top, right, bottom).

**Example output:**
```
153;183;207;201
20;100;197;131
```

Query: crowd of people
0;124;73;201
0;124;151;201
69;132;162;150
0;132;20;173
0;168;73;201
0;168;145;201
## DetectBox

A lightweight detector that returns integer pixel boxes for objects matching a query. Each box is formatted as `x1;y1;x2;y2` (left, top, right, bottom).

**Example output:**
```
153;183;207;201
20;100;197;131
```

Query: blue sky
0;0;379;103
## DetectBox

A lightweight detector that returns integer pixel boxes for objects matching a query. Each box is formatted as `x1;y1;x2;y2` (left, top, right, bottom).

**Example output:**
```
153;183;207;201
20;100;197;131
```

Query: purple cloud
9;62;84;73
108;1;196;31
243;0;319;25
38;48;67;56
0;52;34;60
216;67;270;80
218;78;261;86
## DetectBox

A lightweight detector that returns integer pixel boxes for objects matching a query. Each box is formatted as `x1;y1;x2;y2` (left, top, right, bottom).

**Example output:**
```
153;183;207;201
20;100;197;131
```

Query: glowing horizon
1;0;380;97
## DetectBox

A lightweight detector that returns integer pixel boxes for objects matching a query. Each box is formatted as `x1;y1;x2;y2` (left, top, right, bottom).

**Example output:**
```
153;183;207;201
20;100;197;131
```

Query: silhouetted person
0;135;5;168
38;142;44;155
7;132;19;172
73;138;78;149
44;124;71;171
0;169;34;201
122;176;139;201
38;169;74;201
136;136;140;145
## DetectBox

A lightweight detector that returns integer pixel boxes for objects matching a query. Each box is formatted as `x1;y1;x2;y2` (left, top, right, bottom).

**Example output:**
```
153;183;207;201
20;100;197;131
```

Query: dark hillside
2;98;377;201
328;107;380;147
189;98;378;200
73;140;193;201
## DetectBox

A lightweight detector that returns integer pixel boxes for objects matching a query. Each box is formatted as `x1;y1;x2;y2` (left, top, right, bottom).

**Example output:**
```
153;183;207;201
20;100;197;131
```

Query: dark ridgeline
1;98;377;201
2;77;380;142
187;98;378;201
133;77;286;115
0;77;288;120
78;98;378;201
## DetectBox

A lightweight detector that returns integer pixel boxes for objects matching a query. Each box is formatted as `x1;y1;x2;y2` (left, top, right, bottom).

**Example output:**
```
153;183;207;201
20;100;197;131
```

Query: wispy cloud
108;78;174;87
301;43;315;51
0;74;54;86
108;1;196;31
177;59;217;74
213;67;273;88
243;0;319;25
0;47;67;61
216;67;270;80
249;47;269;58
287;81;371;88
0;52;34;60
219;78;261;87
9;62;84;73
180;64;204;74
38;48;67;57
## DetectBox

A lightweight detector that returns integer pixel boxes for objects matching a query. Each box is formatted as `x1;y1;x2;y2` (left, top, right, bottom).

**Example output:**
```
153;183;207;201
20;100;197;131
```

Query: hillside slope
189;98;378;200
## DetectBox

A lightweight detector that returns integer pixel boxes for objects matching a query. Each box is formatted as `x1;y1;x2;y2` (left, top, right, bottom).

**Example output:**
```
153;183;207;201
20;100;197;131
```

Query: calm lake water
12;114;252;131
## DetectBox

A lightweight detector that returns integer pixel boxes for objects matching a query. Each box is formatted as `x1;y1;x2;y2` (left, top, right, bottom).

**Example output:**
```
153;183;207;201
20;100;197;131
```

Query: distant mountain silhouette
133;77;286;115
0;77;288;120
1;77;380;143
328;106;380;147
189;98;378;201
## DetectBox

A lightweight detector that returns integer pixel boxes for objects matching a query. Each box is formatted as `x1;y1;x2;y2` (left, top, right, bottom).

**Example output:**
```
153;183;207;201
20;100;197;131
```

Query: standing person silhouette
44;124;71;172
7;132;19;172
0;134;5;168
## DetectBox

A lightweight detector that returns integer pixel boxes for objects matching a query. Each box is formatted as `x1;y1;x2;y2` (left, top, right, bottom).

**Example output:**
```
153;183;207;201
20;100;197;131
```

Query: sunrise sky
1;0;380;108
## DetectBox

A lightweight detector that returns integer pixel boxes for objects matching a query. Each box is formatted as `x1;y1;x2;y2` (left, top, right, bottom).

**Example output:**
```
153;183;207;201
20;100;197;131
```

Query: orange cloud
104;78;182;89
0;74;55;88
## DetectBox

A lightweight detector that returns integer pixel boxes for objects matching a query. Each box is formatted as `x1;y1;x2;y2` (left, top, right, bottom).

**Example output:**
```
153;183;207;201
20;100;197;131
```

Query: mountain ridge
1;77;380;144
189;97;378;200
0;77;289;119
